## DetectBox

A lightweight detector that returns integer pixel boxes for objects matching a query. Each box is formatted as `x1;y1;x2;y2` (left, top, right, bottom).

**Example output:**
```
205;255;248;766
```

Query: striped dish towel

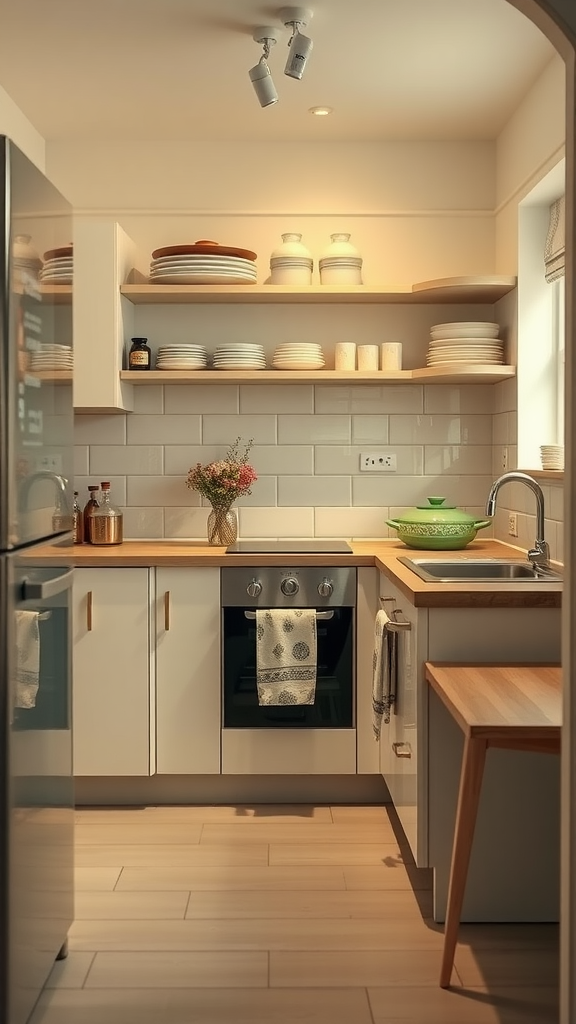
256;608;317;706
372;609;397;740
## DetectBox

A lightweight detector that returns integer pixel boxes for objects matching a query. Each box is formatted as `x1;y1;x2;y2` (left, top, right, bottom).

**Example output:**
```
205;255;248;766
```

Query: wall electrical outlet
35;454;63;474
508;512;518;537
360;452;397;472
501;446;509;470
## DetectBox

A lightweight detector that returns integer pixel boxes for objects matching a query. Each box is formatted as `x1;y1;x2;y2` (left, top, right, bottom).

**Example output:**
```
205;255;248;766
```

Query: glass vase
207;505;238;546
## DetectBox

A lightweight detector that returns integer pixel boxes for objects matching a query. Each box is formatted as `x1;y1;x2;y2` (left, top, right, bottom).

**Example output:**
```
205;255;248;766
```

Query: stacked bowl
30;343;73;372
540;445;564;470
272;343;325;370
40;245;73;285
212;344;266;370
149;241;257;285
156;345;208;370
426;321;504;366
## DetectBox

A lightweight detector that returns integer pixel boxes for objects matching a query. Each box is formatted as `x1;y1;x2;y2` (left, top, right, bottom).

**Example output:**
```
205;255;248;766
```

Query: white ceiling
0;0;556;143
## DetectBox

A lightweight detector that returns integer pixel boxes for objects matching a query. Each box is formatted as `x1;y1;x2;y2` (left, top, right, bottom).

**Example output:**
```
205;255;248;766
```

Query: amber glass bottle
82;485;99;542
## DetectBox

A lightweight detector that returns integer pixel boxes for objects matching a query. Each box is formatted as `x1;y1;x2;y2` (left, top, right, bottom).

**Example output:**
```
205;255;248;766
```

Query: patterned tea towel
256;608;317;706
372;609;398;739
14;610;41;709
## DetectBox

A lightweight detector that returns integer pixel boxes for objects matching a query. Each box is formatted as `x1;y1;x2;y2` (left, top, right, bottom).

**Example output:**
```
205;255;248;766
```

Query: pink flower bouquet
186;437;257;511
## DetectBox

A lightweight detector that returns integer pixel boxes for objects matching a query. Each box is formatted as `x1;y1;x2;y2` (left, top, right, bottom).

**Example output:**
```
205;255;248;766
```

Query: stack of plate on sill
426;321;504;366
30;344;73;371
148;241;258;285
540;445;564;471
156;345;208;370
272;343;325;370
212;344;266;370
40;246;73;286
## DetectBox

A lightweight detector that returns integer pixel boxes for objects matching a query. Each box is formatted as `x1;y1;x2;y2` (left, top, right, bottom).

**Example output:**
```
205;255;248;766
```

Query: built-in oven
221;565;357;730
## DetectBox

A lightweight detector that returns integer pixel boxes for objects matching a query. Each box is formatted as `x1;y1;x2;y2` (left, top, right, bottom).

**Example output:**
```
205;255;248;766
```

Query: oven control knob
246;579;262;598
317;578;334;598
280;577;299;596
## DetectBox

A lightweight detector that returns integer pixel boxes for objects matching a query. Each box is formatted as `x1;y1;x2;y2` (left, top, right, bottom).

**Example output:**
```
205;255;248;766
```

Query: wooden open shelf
120;275;516;305
120;366;516;386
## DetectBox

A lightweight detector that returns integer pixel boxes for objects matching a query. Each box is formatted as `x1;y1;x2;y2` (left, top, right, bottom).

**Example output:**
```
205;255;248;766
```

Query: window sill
518;468;564;482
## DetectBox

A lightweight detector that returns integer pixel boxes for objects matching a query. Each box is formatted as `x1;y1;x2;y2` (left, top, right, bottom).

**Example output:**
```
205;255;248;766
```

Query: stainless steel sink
398;557;563;583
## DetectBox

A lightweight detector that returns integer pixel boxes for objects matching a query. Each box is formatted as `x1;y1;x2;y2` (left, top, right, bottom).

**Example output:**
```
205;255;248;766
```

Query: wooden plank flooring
30;804;559;1024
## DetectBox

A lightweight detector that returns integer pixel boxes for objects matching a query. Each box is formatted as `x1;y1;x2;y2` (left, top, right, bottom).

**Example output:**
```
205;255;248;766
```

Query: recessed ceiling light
309;106;333;116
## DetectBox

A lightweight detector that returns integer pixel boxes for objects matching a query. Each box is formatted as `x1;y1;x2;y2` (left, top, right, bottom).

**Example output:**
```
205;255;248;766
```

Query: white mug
357;345;379;371
381;342;403;371
335;342;357;370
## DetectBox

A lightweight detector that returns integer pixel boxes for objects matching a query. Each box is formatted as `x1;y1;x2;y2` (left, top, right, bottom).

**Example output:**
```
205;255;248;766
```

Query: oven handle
21;569;74;601
244;609;334;620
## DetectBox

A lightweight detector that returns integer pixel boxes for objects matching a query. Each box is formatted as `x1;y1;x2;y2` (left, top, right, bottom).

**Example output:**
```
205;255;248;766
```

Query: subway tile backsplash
74;382;563;553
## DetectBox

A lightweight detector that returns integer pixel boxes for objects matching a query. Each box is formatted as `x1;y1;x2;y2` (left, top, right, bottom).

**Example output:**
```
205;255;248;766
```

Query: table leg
440;733;488;987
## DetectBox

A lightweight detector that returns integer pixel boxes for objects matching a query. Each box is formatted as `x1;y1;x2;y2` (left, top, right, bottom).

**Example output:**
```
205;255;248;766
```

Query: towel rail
244;609;334;620
380;598;411;631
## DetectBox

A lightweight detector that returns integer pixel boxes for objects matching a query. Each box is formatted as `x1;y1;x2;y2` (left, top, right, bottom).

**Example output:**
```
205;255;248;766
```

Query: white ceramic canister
319;234;362;285
357;345;379;371
319;263;363;285
270;233;313;285
320;233;361;259
335;342;357;370
380;342;403;371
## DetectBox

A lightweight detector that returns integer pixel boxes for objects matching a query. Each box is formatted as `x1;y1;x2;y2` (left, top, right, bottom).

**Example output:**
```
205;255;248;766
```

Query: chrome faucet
485;471;550;568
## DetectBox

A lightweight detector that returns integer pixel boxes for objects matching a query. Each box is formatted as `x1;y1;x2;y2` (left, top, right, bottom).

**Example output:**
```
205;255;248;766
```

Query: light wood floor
30;804;558;1024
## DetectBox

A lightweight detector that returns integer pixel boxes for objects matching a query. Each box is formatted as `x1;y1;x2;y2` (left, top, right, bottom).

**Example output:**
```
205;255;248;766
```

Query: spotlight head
284;30;313;80
250;26;281;108
280;8;314;81
249;61;278;107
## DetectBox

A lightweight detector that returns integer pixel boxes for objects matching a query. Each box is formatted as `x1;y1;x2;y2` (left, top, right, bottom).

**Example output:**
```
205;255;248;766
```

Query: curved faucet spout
485;471;550;567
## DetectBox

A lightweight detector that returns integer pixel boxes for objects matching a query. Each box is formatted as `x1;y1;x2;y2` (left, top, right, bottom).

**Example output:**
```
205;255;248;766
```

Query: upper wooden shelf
119;276;516;305
120;366;516;386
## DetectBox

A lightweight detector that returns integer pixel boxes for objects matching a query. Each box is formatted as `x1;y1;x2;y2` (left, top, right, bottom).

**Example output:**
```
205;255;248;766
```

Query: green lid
393;497;476;526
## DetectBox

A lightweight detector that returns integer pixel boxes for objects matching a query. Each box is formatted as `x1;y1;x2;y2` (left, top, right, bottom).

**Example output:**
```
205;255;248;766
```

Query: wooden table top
425;662;562;742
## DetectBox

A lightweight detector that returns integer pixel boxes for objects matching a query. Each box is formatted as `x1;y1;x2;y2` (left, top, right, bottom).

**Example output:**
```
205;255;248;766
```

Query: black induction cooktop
226;539;352;554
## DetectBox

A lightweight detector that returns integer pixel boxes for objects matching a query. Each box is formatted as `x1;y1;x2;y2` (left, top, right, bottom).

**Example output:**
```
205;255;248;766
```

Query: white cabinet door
378;573;428;864
73;568;151;776
155;568;221;774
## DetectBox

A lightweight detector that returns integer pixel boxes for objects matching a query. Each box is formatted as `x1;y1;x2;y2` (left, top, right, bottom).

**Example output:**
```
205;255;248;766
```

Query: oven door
222;606;355;729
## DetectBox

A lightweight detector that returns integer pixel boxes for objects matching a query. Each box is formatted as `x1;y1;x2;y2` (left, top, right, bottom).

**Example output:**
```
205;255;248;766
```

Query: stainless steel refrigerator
0;137;74;1024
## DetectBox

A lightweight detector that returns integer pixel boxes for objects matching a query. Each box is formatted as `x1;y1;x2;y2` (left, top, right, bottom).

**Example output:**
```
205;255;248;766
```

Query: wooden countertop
33;538;562;609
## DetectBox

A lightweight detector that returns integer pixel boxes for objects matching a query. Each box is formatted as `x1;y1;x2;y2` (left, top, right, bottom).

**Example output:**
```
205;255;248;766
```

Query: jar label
130;351;150;366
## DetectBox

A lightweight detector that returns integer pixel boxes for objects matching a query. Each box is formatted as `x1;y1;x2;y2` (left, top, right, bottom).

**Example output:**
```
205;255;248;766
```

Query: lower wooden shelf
119;366;515;385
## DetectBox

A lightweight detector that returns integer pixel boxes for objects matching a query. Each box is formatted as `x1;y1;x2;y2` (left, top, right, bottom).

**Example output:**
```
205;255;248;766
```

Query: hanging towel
372;609;397;740
256;608;317;706
14;610;41;709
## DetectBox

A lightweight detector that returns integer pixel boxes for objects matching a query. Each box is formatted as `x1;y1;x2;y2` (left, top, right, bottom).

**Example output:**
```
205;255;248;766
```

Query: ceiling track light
280;6;314;80
249;26;281;107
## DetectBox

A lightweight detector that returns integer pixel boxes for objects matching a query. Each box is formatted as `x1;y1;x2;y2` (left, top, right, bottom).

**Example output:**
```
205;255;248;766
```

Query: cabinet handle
87;591;93;631
164;591;171;631
392;741;412;759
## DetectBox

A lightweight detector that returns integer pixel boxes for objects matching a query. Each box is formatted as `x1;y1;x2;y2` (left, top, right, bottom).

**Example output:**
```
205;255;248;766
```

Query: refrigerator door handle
22;569;74;600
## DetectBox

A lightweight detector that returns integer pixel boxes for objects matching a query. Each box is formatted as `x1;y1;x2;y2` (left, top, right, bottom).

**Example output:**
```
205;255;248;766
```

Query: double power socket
360;452;397;472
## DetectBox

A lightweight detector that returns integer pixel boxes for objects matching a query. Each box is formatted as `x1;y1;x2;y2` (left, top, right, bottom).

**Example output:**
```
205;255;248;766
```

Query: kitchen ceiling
0;0;556;143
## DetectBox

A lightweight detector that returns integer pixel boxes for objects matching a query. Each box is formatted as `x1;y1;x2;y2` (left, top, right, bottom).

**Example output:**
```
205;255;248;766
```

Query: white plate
150;263;257;276
214;345;265;352
148;273;257;285
429;336;503;346
272;362;325;370
427;345;503;355
213;363;266;370
426;357;504;365
150;253;256;266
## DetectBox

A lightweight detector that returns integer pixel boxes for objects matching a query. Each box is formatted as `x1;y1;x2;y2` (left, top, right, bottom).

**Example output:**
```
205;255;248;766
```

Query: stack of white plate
149;242;258;285
30;344;73;371
272;343;325;370
40;246;73;286
156;345;208;370
426;321;504;366
212;344;266;370
540;445;564;470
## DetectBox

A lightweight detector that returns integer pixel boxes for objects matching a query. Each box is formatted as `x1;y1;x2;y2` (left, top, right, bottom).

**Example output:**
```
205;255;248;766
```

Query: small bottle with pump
89;482;124;545
72;491;84;544
82;485;99;542
128;337;151;370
